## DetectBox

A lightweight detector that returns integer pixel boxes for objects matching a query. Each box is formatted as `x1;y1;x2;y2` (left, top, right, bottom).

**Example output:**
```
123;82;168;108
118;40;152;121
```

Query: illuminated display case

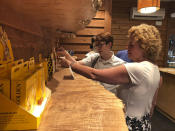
167;36;175;68
0;87;51;130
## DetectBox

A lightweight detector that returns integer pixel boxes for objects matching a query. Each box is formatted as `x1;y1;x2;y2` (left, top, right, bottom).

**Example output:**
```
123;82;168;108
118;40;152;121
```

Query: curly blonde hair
128;24;162;63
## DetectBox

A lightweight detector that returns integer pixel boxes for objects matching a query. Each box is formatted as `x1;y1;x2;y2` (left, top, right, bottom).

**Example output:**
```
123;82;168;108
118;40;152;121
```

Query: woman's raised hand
58;56;71;68
57;47;68;57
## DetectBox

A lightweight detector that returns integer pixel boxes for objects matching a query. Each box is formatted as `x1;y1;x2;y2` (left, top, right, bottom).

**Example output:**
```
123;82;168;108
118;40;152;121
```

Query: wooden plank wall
0;4;51;61
0;24;53;61
0;16;54;61
112;0;175;67
61;0;112;60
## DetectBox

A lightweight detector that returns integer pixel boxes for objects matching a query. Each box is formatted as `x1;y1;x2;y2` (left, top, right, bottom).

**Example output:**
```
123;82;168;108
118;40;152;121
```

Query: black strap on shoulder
91;56;99;68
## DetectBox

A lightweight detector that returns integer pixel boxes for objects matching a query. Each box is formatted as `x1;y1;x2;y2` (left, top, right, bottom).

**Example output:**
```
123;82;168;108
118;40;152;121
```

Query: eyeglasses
94;41;106;48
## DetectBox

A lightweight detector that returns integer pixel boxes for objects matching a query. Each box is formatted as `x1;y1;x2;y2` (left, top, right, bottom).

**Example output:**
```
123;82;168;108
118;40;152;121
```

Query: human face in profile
128;37;144;62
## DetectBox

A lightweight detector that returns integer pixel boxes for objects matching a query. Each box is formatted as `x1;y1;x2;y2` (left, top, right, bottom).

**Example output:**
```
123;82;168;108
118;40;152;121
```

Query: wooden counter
159;68;175;75
157;68;175;122
37;68;128;131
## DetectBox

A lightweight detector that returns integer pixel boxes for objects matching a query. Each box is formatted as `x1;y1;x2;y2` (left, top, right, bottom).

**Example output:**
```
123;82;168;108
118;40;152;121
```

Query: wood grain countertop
159;68;175;75
37;68;128;131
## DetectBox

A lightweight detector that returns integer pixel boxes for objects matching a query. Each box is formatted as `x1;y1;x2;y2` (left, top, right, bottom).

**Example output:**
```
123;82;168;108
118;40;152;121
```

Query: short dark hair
94;32;113;46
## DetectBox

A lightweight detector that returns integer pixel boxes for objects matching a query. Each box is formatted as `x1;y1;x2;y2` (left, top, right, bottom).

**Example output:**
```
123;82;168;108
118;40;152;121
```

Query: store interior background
0;0;175;130
0;0;174;67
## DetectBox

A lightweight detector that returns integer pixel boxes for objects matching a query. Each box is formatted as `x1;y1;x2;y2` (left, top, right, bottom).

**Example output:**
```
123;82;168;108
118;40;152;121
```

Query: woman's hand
58;57;71;68
57;47;68;57
57;47;76;63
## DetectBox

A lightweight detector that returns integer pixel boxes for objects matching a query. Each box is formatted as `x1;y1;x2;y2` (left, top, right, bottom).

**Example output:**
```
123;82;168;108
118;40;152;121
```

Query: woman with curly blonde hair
58;24;162;131
128;24;162;63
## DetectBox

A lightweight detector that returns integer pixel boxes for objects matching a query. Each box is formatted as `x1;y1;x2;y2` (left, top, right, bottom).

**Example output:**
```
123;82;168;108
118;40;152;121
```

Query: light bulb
140;7;158;14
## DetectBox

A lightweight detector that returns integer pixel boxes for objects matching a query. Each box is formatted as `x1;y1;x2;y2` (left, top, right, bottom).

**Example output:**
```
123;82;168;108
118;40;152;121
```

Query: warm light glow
32;98;47;117
138;0;160;14
140;7;158;14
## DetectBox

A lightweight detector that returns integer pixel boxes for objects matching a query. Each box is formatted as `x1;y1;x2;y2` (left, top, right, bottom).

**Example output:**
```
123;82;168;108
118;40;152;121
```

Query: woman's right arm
69;60;130;85
57;47;76;62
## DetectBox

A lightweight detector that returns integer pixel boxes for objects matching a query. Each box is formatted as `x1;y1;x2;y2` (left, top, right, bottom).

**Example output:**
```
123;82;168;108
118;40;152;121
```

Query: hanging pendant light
138;0;160;14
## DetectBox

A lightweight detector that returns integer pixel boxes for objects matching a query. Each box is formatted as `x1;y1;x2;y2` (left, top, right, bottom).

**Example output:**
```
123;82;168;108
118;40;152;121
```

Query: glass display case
167;36;175;68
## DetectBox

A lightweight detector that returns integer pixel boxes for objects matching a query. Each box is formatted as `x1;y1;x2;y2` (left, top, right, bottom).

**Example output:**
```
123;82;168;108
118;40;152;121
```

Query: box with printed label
39;59;48;82
0;87;51;130
35;65;46;104
28;59;43;105
0;78;10;99
0;64;10;98
11;62;36;113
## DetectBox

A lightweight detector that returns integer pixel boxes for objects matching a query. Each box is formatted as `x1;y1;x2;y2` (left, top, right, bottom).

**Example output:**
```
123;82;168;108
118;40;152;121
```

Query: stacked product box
39;54;48;82
11;61;36;113
0;64;10;99
0;59;24;99
29;57;46;105
35;63;46;105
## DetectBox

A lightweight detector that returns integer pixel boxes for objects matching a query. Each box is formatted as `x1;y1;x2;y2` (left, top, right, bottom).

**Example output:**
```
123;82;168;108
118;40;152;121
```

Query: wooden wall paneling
62;44;91;52
62;37;92;44
112;18;164;26
104;0;112;32
159;52;166;61
157;61;164;67
112;23;131;30
61;0;112;60
4;26;42;43
112;0;136;56
0;5;55;60
112;45;128;51
93;10;105;19
73;54;86;60
86;19;105;27
113;34;128;40
0;4;42;37
113;40;128;46
1;24;52;61
76;28;104;36
1;0;98;33
112;29;128;35
8;38;45;61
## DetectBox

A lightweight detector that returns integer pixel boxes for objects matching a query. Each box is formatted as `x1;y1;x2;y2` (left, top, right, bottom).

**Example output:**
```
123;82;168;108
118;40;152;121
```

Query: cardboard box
7;59;24;76
0;64;10;98
7;59;23;69
0;79;10;99
11;62;36;112
0;64;8;77
35;66;46;104
38;54;48;82
43;59;48;82
0;87;51;130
